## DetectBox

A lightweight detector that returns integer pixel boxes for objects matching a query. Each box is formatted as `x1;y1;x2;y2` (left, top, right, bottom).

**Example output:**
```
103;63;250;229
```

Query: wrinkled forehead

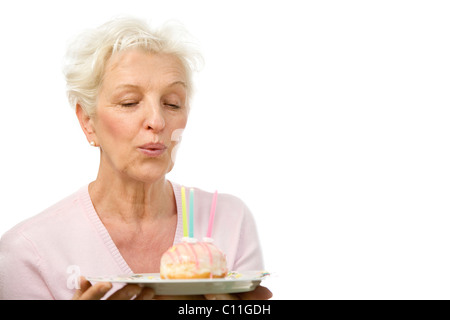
102;49;189;92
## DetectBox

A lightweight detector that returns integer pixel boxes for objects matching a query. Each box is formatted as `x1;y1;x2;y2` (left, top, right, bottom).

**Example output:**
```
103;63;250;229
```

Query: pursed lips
137;142;168;157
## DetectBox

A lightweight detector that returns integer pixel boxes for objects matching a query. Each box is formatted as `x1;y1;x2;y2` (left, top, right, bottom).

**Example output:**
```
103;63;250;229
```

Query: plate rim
85;270;269;295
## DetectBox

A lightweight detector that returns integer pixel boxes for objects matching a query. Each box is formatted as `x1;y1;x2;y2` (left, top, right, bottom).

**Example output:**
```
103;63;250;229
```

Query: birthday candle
206;190;218;238
181;187;188;237
189;188;194;238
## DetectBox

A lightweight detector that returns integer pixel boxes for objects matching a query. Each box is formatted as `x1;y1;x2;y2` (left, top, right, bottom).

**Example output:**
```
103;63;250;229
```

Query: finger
77;282;112;300
107;284;142;300
72;276;90;300
237;285;273;300
79;276;92;291
135;287;155;300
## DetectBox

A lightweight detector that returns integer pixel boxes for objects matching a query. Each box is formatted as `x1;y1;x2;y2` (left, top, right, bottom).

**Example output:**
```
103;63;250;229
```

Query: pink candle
206;190;218;238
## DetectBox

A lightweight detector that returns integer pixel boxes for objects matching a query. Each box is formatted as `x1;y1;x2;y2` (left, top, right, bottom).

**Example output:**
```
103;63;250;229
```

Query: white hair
63;17;203;116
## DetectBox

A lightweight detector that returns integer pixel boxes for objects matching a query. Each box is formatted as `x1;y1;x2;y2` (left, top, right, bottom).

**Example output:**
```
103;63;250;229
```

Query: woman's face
87;49;188;183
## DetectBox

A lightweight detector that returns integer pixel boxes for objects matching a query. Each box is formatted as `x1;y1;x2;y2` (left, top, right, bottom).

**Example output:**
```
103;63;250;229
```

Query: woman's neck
88;168;175;225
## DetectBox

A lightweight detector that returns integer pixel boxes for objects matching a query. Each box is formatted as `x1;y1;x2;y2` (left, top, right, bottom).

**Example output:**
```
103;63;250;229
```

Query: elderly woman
0;17;271;300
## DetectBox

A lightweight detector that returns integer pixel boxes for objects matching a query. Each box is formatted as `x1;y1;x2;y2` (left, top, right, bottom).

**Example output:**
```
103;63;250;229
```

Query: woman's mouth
137;142;168;157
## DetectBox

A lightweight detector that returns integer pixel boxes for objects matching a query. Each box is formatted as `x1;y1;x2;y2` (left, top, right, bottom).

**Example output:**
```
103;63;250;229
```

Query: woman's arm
0;230;54;300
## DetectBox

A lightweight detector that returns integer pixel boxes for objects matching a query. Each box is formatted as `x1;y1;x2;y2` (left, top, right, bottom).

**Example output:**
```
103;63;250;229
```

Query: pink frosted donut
160;238;228;279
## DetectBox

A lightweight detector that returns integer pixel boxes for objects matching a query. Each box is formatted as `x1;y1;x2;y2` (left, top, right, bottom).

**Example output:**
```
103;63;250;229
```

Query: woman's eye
121;102;138;107
165;103;181;109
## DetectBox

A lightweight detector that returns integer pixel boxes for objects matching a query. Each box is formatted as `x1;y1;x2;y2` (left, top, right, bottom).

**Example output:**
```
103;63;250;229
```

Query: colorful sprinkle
226;271;242;279
259;271;271;278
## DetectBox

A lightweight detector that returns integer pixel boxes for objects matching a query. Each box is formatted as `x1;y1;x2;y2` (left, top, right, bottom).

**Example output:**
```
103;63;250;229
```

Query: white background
1;0;450;299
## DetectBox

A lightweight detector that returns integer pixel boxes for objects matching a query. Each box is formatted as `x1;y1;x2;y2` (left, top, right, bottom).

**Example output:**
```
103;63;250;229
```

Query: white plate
87;271;270;295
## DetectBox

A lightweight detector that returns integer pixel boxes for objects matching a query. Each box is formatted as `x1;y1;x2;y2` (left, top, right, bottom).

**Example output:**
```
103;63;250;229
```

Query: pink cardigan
0;181;264;299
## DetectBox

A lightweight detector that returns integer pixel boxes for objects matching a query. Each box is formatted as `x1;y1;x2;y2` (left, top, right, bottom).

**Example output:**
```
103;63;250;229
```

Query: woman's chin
126;165;173;184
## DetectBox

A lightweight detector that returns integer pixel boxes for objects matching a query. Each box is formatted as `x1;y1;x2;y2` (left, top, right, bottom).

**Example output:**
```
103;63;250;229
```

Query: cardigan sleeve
0;229;54;300
232;201;265;271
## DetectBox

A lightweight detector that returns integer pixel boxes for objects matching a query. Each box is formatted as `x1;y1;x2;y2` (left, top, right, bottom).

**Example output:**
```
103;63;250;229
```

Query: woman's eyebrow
110;81;186;95
168;80;187;88
113;84;140;91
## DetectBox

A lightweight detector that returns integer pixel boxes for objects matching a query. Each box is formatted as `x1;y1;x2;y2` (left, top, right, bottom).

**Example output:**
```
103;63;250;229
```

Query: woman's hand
72;276;155;300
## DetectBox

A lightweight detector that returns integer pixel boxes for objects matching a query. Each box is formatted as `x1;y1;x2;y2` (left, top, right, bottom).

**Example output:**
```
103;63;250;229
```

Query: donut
160;238;228;279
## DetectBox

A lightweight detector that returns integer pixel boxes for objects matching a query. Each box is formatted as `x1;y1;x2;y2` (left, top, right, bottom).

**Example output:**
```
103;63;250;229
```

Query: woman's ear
76;104;97;146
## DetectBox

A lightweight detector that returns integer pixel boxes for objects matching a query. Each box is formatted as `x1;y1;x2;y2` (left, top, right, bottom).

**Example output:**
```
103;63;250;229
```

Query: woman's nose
144;101;165;132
